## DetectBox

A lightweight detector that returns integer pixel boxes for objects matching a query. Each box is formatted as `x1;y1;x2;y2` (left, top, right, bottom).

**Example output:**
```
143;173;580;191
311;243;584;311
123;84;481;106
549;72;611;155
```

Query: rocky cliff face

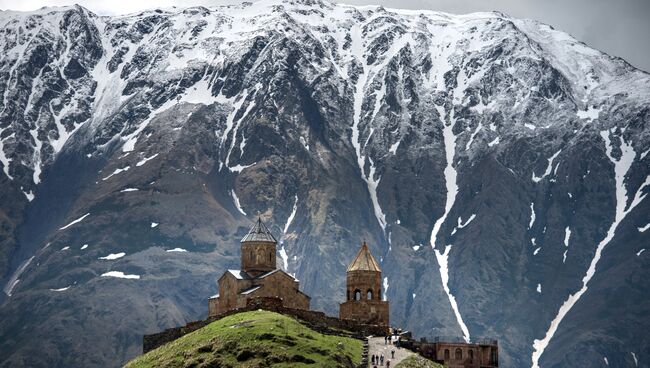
0;1;648;367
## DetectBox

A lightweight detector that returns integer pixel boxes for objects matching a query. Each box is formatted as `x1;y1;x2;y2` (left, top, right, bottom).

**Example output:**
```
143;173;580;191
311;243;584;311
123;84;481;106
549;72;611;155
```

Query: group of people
371;335;398;368
370;353;390;367
385;334;401;348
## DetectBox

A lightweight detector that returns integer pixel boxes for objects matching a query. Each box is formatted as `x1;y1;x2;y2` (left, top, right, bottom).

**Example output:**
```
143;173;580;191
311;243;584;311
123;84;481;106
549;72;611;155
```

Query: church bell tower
339;241;389;326
240;217;277;277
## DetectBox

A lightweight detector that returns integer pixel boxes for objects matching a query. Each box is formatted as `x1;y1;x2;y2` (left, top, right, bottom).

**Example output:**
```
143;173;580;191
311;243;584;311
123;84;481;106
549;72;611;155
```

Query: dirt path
367;336;414;367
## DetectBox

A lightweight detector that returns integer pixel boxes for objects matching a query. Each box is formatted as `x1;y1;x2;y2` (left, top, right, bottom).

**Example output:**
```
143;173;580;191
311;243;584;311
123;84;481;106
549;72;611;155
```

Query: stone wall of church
340;299;389;326
208;297;218;316
345;270;383;301
214;275;252;316
241;241;277;276
251;273;310;310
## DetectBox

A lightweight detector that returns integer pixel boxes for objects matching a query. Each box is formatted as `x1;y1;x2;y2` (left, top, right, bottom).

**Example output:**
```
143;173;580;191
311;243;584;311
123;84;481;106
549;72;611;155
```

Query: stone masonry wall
340;299;390;326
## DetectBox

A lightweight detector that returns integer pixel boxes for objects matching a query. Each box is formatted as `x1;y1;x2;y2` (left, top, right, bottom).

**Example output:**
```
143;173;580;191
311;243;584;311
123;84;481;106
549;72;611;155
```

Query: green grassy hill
125;310;363;368
394;355;444;368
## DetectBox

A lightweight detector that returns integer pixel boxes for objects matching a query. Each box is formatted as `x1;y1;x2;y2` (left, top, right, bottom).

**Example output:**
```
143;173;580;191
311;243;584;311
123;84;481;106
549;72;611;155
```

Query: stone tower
339;241;389;326
240;217;277;277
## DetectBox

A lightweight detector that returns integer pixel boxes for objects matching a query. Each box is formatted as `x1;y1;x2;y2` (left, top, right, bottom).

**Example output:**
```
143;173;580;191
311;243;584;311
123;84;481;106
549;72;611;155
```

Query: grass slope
394;355;444;368
125;310;363;368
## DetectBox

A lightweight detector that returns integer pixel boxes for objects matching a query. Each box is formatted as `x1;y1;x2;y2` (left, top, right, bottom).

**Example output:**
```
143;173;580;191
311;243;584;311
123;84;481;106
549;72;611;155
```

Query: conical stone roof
347;241;381;272
241;217;277;243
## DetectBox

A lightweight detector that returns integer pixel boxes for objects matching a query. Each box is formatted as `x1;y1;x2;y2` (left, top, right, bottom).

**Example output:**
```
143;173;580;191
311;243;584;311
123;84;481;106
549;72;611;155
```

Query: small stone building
339;241;389;326
208;218;310;316
406;338;499;368
433;340;499;368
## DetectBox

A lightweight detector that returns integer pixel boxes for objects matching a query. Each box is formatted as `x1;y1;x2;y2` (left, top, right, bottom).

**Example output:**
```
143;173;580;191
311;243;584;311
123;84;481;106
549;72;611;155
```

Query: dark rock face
0;2;649;367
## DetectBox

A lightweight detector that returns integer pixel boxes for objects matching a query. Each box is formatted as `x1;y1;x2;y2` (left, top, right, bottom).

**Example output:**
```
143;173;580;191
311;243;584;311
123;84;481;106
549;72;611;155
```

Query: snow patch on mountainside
224;87;259;170
166;248;187;253
451;214;476;235
577;105;601;121
532;131;649;367
231;190;246;216
529;203;536;229
0;128;13;179
430;105;459;250
122;98;177;153
435;244;471;343
532;150;561;183
383;276;389;301
102;166;130;181
220;90;251;171
348;23;413;232
181;77;216;105
49;286;71;292
59;213;91;230
283;195;298;234
99;252;126;260
136;153;159;167
465;123;483;150
101;271;140;279
279;245;289;271
3;256;34;297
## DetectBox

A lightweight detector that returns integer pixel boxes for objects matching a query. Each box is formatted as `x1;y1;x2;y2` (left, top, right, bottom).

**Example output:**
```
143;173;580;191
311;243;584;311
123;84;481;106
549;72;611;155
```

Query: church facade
339;241;389;326
208;218;310;316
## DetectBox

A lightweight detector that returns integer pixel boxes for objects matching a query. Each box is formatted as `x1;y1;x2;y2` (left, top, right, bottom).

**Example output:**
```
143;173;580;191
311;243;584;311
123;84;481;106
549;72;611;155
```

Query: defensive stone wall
143;297;388;353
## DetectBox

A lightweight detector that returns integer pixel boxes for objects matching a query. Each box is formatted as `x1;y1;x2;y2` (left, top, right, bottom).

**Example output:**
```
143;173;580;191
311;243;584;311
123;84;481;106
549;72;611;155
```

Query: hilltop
125;310;363;368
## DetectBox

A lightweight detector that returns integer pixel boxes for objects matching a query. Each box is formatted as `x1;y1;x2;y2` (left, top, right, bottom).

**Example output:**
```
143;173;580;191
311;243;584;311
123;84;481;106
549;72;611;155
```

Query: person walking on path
386;361;390;368
391;350;395;359
380;355;384;366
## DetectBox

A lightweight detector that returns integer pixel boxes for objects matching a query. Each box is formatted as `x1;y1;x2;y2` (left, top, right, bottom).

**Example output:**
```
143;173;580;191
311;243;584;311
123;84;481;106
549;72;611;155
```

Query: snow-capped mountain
0;0;649;366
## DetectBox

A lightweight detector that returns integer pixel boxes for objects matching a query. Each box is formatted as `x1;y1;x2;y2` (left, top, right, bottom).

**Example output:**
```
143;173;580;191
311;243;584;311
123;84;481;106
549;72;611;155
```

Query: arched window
367;289;373;300
455;348;462;361
444;349;450;360
354;289;361;301
269;251;272;262
347;290;351;301
250;250;253;261
468;349;474;363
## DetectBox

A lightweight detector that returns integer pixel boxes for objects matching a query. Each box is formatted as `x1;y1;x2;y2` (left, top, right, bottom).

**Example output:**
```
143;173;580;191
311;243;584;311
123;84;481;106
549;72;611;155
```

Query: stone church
339;241;389;326
208;218;310;316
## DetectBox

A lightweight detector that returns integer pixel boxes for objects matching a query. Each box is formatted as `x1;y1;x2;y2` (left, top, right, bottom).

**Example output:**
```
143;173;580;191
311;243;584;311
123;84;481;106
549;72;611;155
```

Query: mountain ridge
0;0;648;367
